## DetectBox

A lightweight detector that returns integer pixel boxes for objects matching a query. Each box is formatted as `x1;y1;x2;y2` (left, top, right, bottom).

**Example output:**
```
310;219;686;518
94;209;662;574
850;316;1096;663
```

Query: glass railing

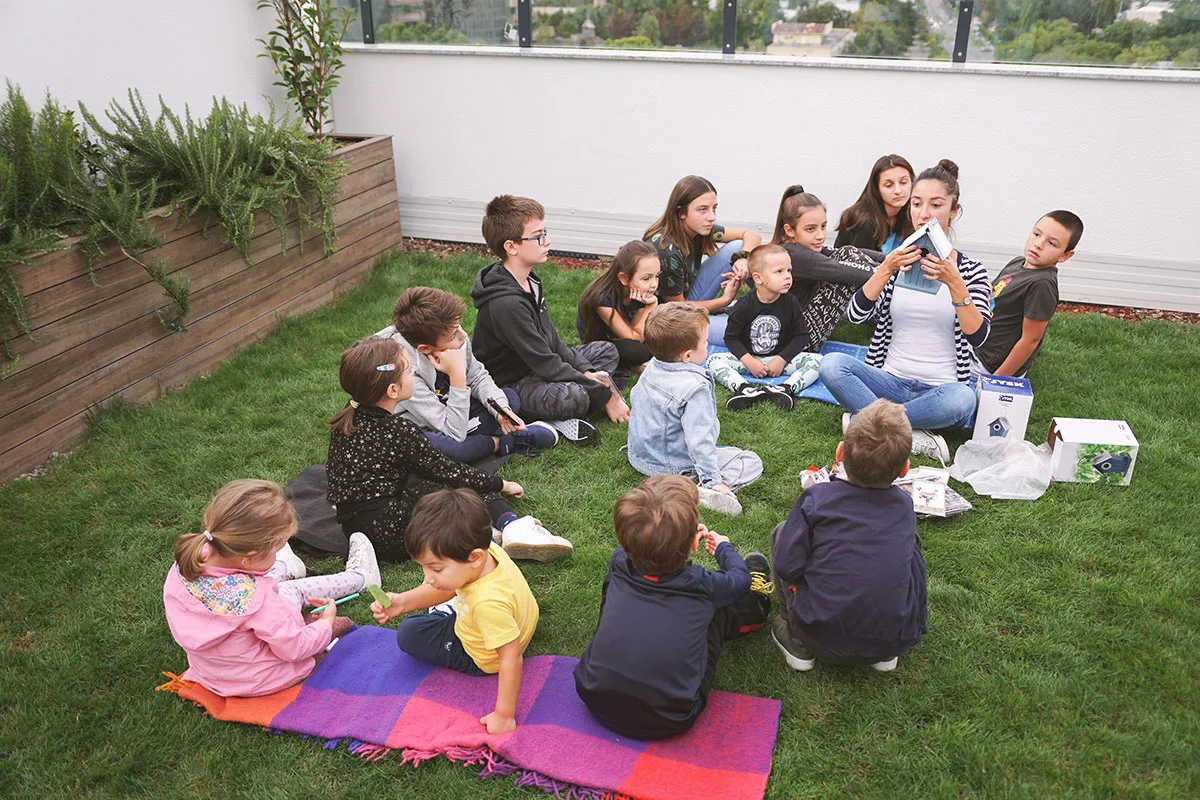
342;0;1200;69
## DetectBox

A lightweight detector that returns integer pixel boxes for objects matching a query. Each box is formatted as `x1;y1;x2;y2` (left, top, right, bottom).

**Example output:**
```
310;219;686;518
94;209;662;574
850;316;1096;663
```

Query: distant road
922;0;994;62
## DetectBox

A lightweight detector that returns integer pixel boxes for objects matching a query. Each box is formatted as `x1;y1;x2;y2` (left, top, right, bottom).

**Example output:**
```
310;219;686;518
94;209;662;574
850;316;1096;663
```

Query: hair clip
349;399;360;409
202;530;213;541
375;363;397;372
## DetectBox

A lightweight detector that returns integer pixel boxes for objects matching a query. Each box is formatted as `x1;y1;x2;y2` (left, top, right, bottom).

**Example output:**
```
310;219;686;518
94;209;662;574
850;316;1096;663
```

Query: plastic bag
949;439;1053;500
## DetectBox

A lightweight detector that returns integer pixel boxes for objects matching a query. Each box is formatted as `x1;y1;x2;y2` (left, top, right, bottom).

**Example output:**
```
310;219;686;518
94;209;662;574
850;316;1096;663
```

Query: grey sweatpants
514;341;620;421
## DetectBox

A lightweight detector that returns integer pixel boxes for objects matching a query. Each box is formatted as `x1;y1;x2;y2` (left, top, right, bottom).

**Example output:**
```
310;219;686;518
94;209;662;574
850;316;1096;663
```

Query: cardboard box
1047;418;1139;485
973;374;1033;442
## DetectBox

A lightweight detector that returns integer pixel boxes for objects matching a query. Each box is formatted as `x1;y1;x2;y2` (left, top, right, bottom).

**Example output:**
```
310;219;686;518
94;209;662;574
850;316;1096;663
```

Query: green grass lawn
2;249;1199;799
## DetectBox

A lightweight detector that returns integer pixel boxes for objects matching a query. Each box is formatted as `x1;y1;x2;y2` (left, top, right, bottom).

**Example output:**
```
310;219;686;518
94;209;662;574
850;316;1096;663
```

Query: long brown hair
578;240;659;343
771;184;826;245
836;154;915;248
174;480;297;581
643;175;719;260
328;337;406;436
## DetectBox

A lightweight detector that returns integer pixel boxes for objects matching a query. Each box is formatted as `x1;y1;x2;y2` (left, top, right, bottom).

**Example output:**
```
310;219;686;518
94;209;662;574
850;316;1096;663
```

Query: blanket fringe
155;672;194;695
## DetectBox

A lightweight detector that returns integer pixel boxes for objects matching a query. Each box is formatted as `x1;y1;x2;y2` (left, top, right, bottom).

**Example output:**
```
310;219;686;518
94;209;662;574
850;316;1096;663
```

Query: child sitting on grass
377;286;558;463
626;303;763;516
707;244;824;412
164;480;380;697
574;475;772;740
770;399;927;673
326;336;572;563
576;240;661;374
371;489;539;735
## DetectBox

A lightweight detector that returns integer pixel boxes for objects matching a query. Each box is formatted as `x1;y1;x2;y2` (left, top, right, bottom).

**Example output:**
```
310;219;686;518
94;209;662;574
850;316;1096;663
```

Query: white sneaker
430;598;457;615
275;541;306;580
492;527;503;544
911;429;950;464
841;412;854;434
870;657;899;672
547;417;598;445
500;516;573;562
345;532;381;589
697;486;743;516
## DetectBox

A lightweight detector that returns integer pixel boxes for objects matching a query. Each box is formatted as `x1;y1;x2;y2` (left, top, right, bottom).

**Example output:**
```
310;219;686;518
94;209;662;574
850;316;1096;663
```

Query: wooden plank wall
0;135;403;483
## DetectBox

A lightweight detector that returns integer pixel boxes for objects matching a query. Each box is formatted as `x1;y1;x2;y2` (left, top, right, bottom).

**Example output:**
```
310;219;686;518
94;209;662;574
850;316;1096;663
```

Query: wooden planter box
0;134;403;484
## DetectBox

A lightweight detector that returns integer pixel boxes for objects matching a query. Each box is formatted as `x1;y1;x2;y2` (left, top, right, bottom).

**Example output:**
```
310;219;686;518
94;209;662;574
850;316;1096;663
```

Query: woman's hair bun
936;159;959;180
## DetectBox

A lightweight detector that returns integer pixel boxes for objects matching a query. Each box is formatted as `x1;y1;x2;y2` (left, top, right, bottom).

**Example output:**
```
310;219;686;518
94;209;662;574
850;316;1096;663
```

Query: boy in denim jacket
626;303;762;516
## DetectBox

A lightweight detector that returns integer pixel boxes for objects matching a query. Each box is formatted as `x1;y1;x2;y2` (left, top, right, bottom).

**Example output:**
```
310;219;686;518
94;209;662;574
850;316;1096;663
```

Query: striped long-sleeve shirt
846;252;991;384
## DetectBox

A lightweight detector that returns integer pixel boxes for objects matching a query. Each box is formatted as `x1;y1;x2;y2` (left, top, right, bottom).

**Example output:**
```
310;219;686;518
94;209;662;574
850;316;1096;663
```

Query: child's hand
712;483;735;497
501;480;525;499
371;593;405;623
630;287;658;306
720;275;741;301
765;356;786;377
704;530;731;554
307;597;337;625
427;345;467;382
879;246;921;277
480;711;517;735
741;355;769;378
496;408;525;435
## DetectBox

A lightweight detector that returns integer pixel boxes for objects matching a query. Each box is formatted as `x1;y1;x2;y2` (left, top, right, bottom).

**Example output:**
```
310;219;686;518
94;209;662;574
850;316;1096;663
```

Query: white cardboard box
1047;418;1139;486
973;374;1034;442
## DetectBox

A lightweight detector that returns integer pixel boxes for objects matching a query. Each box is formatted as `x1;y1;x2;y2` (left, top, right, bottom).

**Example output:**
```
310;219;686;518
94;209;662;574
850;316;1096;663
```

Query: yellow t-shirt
454;543;539;674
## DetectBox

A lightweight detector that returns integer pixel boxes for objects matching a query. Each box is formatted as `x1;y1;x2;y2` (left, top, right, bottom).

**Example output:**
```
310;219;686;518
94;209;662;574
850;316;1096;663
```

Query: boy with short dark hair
573;475;772;740
378;286;558;463
707;244;824;412
371;489;541;734
627;303;763;516
471;195;627;444
975;210;1084;377
771;399;927;673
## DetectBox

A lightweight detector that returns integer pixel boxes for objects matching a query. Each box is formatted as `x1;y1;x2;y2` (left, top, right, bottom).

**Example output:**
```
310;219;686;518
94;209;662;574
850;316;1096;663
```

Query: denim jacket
627;358;723;487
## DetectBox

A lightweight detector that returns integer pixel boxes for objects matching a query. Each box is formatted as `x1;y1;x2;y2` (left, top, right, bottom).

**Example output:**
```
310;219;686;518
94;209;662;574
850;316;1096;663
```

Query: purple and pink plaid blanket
160;625;781;800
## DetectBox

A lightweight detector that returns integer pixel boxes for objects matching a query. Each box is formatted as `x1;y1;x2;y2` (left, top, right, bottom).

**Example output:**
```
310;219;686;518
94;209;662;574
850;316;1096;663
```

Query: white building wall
0;1;281;119
333;45;1200;312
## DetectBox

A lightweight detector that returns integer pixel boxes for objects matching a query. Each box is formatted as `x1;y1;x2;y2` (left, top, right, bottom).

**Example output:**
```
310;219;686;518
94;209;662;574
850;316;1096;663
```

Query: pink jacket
163;563;332;697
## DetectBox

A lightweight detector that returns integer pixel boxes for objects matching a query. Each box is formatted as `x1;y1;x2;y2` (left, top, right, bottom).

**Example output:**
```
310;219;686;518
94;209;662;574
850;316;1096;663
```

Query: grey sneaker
697;485;743;516
772;616;815;672
547;417;598;446
911;429;950;464
345;532;381;590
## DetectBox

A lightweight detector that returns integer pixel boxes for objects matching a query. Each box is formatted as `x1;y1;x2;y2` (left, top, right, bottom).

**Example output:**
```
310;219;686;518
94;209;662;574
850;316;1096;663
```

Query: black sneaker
771;616;816;672
547;418;598;446
726;385;767;411
762;385;795;411
743;550;773;619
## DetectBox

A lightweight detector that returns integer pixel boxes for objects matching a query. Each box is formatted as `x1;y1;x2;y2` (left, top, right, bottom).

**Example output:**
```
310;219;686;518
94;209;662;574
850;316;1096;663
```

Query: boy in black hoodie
471;195;627;444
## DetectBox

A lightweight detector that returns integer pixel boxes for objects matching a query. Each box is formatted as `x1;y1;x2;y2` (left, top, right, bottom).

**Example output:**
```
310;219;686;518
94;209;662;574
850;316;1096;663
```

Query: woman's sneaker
771;616;816;672
911;430;950;464
275;541;307;580
726;385;768;411
500;516;573;562
697;486;743;515
870;657;899;672
345;532;381;589
547;418;598;446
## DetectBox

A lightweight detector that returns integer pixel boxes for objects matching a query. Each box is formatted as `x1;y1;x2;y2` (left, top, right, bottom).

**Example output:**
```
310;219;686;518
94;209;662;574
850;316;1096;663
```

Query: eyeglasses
512;231;550;247
375;363;397;372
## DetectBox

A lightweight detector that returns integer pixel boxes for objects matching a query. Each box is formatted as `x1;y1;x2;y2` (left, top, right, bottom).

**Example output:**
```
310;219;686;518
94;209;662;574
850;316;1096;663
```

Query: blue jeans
819;352;976;430
395;608;487;676
686;240;742;346
423;388;520;463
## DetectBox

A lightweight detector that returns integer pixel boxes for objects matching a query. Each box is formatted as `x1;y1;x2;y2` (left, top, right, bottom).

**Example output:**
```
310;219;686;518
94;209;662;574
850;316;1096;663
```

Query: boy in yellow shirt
371;489;538;734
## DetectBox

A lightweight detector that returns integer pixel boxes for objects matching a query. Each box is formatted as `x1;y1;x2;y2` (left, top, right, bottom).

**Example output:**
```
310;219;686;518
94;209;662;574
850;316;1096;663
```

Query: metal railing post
722;0;738;54
360;0;375;43
952;0;973;63
518;0;533;47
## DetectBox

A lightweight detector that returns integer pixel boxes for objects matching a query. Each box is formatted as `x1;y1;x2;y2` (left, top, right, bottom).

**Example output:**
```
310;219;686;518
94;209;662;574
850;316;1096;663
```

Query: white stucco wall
333;45;1200;312
0;1;281;119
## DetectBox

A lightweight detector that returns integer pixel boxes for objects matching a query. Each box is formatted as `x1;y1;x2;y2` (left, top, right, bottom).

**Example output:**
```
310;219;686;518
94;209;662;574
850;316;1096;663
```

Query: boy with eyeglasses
471;195;628;444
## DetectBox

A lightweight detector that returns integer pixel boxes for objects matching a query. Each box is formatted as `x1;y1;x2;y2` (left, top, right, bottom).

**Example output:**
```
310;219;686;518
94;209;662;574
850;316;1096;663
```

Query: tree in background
656;0;708;46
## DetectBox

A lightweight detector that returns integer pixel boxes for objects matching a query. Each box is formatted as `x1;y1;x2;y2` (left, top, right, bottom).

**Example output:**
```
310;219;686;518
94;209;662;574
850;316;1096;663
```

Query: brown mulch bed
402;238;1200;325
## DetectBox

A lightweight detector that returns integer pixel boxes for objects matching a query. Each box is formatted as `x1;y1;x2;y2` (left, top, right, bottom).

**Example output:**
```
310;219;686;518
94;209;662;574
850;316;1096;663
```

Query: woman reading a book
818;159;992;462
834;154;916;253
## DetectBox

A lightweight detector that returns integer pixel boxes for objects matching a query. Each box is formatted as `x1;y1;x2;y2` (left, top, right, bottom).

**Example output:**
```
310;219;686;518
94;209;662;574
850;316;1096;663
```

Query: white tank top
883;282;958;385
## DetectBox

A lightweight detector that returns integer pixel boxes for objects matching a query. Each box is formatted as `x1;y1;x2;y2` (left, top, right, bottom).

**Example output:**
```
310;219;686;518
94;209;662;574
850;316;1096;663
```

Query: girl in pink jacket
163;480;379;697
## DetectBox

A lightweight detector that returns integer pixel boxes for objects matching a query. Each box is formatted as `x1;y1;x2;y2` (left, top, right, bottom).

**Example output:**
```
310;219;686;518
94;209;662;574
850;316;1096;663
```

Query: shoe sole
502;541;573;562
697;488;743;515
764;391;795;411
725;394;759;411
772;629;816;672
548;420;598;446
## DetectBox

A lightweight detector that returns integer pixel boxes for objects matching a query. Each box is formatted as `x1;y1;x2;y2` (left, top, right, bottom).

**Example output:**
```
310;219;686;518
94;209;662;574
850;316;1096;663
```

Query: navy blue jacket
574;543;749;729
773;478;927;658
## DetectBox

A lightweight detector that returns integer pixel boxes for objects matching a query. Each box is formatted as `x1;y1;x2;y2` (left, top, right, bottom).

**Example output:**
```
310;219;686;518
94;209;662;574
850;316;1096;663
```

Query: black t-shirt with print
647;224;726;299
976;257;1059;375
723;290;811;362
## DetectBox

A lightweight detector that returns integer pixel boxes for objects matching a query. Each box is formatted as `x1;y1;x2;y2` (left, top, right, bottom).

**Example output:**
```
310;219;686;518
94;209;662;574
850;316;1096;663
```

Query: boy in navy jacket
771;399;928;673
574;475;772;740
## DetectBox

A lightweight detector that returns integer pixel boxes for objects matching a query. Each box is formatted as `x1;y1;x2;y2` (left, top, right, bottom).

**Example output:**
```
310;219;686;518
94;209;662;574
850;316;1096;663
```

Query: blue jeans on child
686;240;743;346
423;388;521;464
819;352;976;430
395;606;487;676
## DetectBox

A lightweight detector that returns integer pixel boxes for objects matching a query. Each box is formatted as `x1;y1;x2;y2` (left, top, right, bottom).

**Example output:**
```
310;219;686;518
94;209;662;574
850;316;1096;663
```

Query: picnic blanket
707;340;868;406
158;625;781;800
